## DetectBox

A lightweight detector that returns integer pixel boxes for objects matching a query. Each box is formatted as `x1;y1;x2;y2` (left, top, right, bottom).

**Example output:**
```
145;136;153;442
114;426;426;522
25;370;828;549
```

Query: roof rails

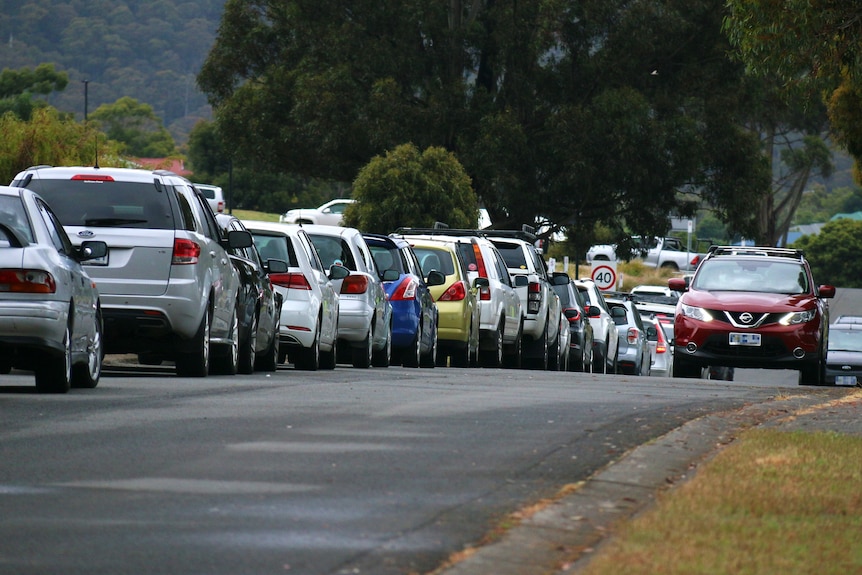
707;245;804;260
393;223;538;243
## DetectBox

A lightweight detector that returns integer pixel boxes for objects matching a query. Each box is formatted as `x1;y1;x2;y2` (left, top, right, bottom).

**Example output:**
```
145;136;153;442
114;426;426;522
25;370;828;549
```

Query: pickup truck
586;236;706;272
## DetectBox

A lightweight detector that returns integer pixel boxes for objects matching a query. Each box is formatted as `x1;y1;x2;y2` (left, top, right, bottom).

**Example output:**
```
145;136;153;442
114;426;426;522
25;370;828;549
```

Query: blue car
363;234;443;367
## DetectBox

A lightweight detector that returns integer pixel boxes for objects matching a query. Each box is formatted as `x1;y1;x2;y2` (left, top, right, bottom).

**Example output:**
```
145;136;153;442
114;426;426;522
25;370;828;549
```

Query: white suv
574;279;619;373
12;166;253;377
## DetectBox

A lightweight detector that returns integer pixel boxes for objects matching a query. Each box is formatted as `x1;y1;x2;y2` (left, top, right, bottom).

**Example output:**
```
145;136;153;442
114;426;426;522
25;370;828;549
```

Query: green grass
229;209;280;222
577;405;862;575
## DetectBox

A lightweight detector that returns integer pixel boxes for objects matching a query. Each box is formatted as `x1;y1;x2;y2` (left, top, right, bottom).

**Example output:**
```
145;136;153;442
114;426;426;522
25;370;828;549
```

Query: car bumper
824;367;861;386
336;298;374;342
389;300;420;349
436;300;471;344
0;301;69;355
278;299;319;349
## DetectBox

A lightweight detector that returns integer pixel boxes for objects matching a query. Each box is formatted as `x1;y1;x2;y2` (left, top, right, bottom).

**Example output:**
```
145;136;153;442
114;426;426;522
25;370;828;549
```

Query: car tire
372;325;391;367
296;323;321;371
480;321;503;368
211;306;239;376
35;325;72;394
176;310;210;377
547;330;561;371
256;322;279;373
503;321;523;369
420;324;438;368
319;342;337;370
799;359;826;386
403;328;422;368
72;310;103;389
238;312;258;375
673;356;701;378
352;329;373;368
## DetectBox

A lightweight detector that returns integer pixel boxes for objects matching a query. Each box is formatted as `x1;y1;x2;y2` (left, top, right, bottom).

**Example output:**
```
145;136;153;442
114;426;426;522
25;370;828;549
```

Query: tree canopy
792;218;862;289
0;63;68;120
89;96;177;157
199;0;770;243
343;143;477;234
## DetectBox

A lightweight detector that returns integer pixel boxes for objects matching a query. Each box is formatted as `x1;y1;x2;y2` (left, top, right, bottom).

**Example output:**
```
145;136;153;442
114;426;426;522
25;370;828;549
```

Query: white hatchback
243;220;347;371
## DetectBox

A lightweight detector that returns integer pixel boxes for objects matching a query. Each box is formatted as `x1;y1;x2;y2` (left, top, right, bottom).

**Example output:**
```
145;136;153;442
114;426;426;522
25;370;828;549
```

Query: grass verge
575;427;862;575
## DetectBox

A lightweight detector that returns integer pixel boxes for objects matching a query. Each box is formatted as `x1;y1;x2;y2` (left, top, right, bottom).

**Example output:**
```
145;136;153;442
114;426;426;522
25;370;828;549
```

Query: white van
195;183;225;213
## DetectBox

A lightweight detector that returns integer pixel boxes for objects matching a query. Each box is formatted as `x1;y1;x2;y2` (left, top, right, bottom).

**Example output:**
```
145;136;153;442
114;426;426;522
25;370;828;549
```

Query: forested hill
0;0;226;144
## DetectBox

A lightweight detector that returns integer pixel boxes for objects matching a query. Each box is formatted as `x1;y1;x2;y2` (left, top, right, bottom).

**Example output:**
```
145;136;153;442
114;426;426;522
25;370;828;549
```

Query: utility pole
82;79;89;122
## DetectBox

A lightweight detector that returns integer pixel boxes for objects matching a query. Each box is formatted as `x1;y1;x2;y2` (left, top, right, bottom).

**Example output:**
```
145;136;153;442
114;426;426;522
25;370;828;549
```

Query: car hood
685;290;818;312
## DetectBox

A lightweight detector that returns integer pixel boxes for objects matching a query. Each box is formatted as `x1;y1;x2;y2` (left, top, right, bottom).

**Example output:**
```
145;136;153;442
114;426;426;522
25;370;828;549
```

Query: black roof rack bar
392;226;539;242
707;245;804;259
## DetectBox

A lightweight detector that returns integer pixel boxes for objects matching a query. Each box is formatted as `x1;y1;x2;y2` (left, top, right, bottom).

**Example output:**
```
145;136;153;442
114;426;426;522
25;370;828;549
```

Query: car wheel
138;353;163;366
503;321;523;369
211;306;239;376
372;324;391;367
72;309;103;389
673;356;701;378
420;323;438;368
547;330;561;371
256;321;279;373
319;341;337;370
403;327;422;368
35;325;72;394
352;328;373;368
799;359;826;386
296;323;321;371
176;310;210;377
238;312;258;375
480;321;503;368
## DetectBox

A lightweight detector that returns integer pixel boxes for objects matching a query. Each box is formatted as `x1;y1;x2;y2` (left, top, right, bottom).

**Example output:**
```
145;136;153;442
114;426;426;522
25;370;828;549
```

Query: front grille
700;334;789;358
710;310;783;329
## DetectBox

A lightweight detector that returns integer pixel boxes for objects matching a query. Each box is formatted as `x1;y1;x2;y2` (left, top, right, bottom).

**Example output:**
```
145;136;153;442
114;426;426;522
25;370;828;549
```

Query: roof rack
393;224;538;243
707;245;804;260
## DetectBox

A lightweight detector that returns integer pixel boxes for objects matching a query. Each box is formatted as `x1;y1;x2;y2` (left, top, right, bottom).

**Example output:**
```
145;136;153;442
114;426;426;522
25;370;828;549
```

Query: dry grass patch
576;429;862;575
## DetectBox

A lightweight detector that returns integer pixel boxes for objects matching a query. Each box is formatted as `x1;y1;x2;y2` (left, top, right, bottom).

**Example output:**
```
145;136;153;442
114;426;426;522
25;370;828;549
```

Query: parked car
279;198;356;225
587;236;706;272
12;165;252;377
242;220;347;371
642;315;674;377
195;183;225;213
395;228;523;368
363;233;442;368
215;214;286;374
484;228;562;370
825;321;862;386
669;246;835;385
606;297;651;376
551;272;594;372
574;279;619;373
407;236;480;367
0;186;107;392
629;285;678;343
304;224;393;368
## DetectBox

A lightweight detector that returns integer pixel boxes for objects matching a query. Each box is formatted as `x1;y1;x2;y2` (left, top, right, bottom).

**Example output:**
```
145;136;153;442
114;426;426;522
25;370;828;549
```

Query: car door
352;232;391;348
488;245;522;342
401;243;437;344
296;229;339;348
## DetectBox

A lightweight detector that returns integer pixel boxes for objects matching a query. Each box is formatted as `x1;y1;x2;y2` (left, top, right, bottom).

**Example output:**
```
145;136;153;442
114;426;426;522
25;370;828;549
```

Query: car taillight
479;285;491;300
472;243;488;277
391;276;417;301
627;327;640;345
563;307;581;323
216;201;225;213
527;281;542;313
0;269;56;293
172;238;201;265
439;280;467;301
341;274;369;294
270;272;311;290
690;255;700;266
71;174;115;182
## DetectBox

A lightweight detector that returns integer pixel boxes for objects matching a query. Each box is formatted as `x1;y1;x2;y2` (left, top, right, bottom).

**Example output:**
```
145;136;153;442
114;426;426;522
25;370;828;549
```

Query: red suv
668;246;835;385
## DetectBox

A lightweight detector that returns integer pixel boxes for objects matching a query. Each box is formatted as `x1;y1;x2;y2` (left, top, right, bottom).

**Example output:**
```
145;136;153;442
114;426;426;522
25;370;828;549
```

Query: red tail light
172;238;201;264
479;286;491;300
690;255;700;266
627;327;640;345
472;243;488;277
71;174;115;182
655;326;667;353
270;272;311;290
390;276;417;301
439;280;467;301
341;274;369;294
527;281;542;312
0;269;56;293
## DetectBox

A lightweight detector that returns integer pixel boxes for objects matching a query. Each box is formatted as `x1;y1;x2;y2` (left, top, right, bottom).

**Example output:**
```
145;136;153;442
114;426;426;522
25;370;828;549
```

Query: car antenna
93;135;100;169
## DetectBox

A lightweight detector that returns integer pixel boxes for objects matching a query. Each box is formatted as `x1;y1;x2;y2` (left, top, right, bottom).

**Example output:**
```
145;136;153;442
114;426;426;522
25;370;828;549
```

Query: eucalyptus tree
199;0;768;244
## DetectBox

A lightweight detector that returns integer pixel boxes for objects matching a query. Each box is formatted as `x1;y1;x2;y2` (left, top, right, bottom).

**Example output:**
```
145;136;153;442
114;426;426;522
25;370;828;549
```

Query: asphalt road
1;363;796;575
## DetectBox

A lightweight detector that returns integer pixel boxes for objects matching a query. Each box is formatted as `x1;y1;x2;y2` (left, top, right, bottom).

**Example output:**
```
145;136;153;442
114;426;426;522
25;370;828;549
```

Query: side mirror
668;277;688;292
382;269;400;282
473;277;490;289
78;240;108;261
266;258;289;274
586;305;601;318
226;229;253;249
426;270;446;287
818;285;835;298
646;326;657;338
328;263;350;280
513;275;529;287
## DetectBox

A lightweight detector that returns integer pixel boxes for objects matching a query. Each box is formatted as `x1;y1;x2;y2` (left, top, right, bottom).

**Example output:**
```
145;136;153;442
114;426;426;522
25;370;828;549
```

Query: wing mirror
328;263;350;280
382;269;400;282
473;277;490;289
266;258;289;274
426;270;446;287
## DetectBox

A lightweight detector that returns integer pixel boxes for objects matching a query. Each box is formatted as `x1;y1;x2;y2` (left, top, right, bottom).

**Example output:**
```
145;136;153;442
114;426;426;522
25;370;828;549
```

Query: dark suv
669;246;835;385
11;166;253;377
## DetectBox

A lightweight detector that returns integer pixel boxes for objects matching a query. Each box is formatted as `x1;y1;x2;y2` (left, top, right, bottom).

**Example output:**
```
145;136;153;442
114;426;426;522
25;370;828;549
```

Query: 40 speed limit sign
591;262;618;291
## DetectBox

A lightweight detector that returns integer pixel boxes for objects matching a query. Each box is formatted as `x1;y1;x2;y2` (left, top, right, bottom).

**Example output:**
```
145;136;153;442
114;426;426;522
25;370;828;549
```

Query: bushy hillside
0;0;226;144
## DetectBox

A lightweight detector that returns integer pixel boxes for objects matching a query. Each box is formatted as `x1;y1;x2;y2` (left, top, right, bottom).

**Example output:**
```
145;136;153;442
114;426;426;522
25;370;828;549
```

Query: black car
215;214;287;373
551;272;594;372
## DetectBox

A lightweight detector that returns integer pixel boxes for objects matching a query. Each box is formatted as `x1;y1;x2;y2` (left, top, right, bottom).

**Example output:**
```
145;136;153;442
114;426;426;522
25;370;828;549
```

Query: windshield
828;329;862;352
693;259;809;294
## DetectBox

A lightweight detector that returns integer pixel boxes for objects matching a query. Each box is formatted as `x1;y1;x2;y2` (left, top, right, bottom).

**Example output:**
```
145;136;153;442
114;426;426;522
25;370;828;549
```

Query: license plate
729;332;761;346
835;375;857;386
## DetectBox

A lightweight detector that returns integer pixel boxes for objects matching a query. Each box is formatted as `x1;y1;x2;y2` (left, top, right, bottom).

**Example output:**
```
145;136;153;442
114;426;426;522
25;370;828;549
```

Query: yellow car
400;236;480;367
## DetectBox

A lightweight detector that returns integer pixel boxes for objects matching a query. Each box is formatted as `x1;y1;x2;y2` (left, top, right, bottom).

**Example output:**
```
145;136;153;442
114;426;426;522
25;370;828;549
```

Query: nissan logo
78;230;95;238
739;312;754;324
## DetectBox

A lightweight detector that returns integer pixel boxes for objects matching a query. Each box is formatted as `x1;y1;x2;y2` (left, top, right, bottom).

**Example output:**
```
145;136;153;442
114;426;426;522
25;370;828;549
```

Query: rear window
413;247;455;276
308;234;357;270
21;179;175;230
552;284;572;307
492;241;528;269
252;233;299;267
368;244;403;274
0;195;34;245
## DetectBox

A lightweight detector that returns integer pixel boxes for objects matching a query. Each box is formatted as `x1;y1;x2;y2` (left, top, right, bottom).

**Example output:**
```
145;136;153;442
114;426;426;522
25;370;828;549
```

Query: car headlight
779;309;816;325
681;303;713;322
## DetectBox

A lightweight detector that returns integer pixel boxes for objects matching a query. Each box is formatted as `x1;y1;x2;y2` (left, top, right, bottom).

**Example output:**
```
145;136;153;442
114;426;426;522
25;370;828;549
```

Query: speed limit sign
591;263;617;291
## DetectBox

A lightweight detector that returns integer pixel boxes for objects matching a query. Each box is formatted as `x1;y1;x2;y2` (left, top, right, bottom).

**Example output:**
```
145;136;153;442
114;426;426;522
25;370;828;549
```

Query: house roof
131;157;192;177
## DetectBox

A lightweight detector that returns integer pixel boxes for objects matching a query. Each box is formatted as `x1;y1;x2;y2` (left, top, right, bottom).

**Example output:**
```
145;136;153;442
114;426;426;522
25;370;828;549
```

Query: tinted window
413;247;455;276
368;244;403;274
309;234;357;270
492;241;528;269
253;233;298;267
553;284;572;307
22;179;175;230
0;195;34;245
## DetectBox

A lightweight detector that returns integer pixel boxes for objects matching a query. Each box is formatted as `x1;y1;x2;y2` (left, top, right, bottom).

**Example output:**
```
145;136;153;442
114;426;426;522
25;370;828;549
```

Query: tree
0;107;123;183
791;218;862;288
343;143;477;234
198;0;769;244
0;63;69;120
88;96;177;157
